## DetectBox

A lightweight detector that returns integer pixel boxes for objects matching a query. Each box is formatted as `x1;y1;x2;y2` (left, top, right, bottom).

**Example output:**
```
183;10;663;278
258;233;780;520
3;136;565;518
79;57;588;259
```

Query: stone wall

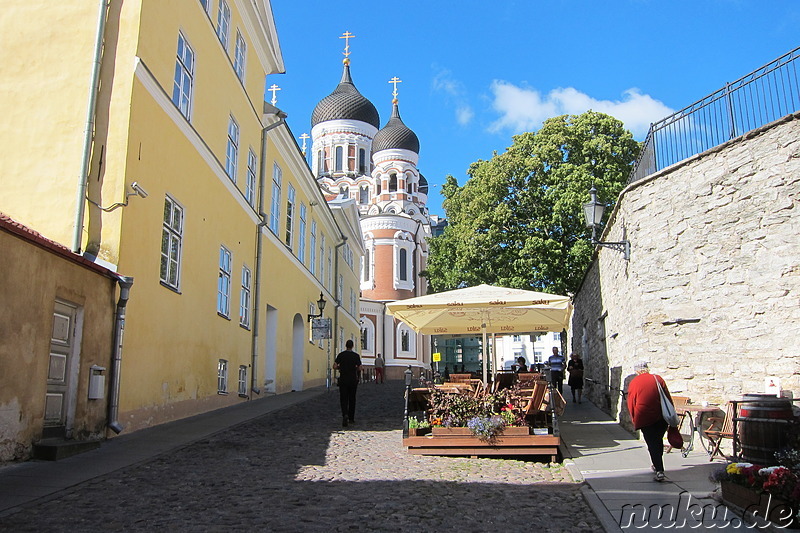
571;113;800;429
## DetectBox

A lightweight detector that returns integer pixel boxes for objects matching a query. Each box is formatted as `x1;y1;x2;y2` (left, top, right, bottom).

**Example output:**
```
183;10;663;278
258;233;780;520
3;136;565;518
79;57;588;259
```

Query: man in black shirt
333;339;362;427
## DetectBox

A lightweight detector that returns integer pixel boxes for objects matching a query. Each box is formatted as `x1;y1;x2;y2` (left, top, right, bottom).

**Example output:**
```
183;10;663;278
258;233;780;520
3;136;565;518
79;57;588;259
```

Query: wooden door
45;301;77;431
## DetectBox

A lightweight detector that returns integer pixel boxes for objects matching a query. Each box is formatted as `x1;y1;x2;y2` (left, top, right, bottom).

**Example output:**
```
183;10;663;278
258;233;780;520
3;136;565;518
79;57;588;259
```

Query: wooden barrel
739;394;794;465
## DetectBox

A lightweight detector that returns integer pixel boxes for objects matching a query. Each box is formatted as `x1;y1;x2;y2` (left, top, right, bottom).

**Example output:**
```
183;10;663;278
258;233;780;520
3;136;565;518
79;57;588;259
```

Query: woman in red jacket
626;361;674;482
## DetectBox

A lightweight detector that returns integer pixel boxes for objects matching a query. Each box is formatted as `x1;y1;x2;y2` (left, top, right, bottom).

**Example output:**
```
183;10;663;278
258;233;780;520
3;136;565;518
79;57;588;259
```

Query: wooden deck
403;427;561;461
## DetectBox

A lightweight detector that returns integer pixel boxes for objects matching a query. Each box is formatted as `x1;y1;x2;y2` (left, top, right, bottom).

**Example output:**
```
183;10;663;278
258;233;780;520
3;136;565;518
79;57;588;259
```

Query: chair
449;373;472;383
664;396;691;454
513;381;549;421
703;402;737;461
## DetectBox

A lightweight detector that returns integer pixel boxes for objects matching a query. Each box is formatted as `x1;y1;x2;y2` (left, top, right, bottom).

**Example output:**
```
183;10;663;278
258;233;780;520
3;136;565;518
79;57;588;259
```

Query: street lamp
307;292;327;321
582;186;630;260
403;365;413;436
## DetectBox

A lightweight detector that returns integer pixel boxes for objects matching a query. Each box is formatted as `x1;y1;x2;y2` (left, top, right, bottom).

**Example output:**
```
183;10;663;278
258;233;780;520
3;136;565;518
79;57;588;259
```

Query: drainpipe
251;109;286;397
107;275;133;434
72;0;109;253
332;236;348;355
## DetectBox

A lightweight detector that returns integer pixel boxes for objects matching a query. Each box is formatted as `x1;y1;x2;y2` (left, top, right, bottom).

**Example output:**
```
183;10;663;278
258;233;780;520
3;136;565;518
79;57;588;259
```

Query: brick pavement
0;382;600;532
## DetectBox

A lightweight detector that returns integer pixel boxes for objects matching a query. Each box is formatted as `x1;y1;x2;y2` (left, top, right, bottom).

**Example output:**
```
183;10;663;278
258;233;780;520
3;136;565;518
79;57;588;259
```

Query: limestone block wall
571;113;800;429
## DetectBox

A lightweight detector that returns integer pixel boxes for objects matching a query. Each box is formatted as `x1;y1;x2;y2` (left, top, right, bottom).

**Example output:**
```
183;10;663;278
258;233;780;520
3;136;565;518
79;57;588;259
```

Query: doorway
291;314;305;391
45;300;81;438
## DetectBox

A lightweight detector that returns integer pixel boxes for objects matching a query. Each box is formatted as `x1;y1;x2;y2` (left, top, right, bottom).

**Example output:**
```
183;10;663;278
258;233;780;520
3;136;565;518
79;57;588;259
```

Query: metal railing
629;46;800;184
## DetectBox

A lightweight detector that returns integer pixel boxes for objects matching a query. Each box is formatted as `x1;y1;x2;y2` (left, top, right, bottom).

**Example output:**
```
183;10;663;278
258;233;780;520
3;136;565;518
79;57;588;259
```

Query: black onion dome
418;174;428;195
372;102;420;154
311;64;380;128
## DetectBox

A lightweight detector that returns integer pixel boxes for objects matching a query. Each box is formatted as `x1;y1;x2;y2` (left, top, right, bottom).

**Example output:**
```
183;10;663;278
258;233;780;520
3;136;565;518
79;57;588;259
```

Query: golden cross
299;133;310;154
268;84;281;105
340;31;355;57
388;76;402;100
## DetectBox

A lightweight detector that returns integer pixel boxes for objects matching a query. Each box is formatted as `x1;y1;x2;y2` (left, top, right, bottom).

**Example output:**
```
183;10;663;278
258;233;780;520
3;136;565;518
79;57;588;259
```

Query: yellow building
0;0;361;439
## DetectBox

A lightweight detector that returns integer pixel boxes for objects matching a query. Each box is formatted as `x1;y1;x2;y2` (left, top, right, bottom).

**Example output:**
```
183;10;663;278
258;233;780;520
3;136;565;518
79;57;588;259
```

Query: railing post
725;82;737;140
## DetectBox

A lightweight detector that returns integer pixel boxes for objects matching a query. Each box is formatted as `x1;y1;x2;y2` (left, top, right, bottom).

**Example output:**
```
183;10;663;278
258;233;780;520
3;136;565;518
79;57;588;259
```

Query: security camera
130;182;148;198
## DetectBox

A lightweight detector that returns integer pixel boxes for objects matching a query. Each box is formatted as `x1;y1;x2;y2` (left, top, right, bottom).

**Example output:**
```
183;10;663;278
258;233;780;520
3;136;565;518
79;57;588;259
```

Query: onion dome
372;100;420;154
311;64;380;128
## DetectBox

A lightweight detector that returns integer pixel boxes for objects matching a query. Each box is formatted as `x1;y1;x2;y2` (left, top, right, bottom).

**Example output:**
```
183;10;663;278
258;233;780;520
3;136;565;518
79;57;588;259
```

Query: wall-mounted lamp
307;292;327;322
582;185;630;260
88;181;149;212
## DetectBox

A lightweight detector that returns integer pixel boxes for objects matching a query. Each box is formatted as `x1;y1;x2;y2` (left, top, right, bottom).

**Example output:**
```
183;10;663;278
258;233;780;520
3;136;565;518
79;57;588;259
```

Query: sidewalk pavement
558;399;748;531
0;385;753;531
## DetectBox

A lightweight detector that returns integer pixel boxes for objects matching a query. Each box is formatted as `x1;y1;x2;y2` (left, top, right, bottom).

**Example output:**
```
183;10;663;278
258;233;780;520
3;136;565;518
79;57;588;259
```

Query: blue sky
269;1;799;217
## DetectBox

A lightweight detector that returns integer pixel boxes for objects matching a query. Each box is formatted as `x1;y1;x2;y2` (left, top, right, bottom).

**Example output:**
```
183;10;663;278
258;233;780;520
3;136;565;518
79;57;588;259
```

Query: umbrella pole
481;323;488;385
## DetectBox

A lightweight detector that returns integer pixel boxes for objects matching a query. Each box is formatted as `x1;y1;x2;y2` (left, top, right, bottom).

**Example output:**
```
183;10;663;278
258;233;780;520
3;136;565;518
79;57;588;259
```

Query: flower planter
431;426;533;437
407;427;431;437
404;425;560;461
721;481;799;529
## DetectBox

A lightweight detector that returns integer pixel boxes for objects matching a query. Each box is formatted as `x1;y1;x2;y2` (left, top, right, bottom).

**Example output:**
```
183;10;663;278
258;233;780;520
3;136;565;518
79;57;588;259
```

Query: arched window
389;173;397;192
358;148;367;174
401;329;410;352
317;150;324;175
399;248;407;281
407;182;412;194
359;185;369;204
335;146;343;171
340;185;349;197
376;178;381;195
362;248;370;281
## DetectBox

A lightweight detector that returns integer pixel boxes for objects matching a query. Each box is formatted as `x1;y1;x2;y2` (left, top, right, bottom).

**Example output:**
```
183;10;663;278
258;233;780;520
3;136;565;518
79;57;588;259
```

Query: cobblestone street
0;382;599;532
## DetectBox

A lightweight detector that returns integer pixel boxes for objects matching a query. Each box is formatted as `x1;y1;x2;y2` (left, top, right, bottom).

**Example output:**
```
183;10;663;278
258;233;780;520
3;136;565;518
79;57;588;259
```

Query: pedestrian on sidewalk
626;361;674;482
548;347;565;393
334;339;362;427
567;353;584;403
374;353;385;384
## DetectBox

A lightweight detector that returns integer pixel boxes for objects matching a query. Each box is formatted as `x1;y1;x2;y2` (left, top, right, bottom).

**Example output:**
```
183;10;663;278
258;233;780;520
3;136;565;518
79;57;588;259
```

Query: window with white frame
172;33;194;120
160;196;183;289
239;265;251;328
233;30;246;82
316;150;324;175
269;163;282;234
285;183;295;247
335;146;343;171
362;247;370;282
399;248;408;281
359;185;369;204
216;0;231;49
327;247;332;290
358;148;367;174
298;203;307;263
225;115;239;182
339;327;345;352
360;319;374;354
309;221;317;275
245;149;256;206
349;288;356;316
319;234;325;284
337;274;343;304
401;329;410;352
217;246;232;317
238;365;247;396
217;359;228;393
199;0;210;13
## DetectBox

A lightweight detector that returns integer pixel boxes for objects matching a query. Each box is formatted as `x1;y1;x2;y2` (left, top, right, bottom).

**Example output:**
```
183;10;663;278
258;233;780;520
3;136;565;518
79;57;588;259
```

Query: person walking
333;339;362;427
567;353;584;403
626;361;674;482
548;347;565;393
374;353;385;384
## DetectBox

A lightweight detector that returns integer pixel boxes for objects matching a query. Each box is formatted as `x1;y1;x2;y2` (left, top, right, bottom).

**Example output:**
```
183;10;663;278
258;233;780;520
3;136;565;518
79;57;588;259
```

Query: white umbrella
387;284;573;383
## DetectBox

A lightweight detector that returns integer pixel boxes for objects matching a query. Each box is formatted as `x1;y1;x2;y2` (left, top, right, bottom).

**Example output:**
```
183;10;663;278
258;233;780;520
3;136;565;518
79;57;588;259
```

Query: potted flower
711;462;799;528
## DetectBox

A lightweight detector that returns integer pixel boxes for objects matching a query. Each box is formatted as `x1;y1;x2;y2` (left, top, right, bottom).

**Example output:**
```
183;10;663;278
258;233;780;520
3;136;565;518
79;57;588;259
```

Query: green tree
426;111;640;295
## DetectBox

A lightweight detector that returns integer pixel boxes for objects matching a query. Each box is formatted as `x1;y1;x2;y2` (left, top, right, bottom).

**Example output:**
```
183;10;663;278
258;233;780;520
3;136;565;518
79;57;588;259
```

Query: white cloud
432;66;475;126
488;81;673;139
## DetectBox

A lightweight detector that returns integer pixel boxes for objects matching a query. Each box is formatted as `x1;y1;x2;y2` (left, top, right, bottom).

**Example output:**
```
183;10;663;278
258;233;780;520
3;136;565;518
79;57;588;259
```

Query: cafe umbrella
386;284;573;384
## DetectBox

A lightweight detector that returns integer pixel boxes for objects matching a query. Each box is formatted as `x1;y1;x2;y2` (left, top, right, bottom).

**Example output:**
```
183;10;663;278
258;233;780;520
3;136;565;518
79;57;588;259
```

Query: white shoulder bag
655;375;679;427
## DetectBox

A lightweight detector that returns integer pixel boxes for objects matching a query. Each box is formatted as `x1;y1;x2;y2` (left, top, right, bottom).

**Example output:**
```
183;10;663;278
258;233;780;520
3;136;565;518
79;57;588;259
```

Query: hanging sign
312;318;332;340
